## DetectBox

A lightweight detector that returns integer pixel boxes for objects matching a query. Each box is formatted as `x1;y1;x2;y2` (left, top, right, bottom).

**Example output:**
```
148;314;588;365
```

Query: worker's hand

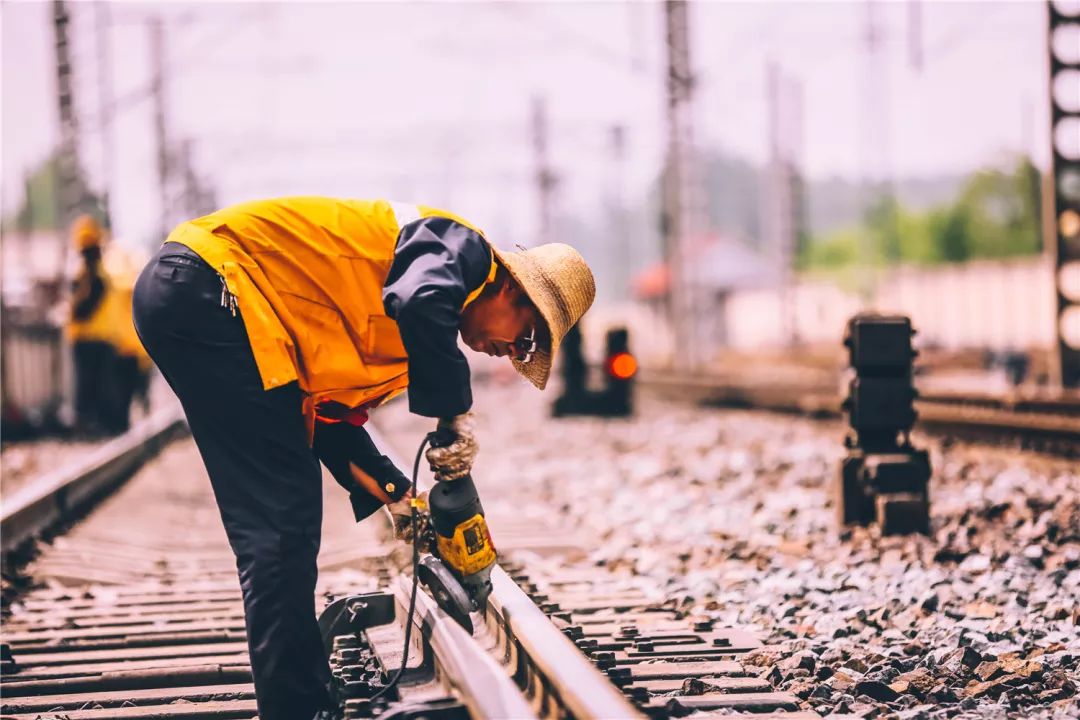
387;490;432;552
426;413;478;481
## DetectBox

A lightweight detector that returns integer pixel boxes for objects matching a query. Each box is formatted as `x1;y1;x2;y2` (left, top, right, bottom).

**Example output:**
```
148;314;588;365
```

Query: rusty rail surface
1;404;188;559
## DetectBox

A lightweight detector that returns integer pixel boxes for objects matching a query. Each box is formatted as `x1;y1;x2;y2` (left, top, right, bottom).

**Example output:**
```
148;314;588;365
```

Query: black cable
369;433;432;703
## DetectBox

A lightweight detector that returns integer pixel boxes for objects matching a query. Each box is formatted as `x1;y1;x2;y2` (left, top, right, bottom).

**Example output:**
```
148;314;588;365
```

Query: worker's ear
496;274;519;303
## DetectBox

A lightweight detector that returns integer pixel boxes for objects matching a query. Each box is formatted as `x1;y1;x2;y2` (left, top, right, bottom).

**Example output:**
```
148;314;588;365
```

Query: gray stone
856;679;901;702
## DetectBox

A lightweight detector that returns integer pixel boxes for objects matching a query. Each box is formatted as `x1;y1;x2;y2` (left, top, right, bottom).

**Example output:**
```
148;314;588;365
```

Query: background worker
131;197;595;720
67;214;117;437
104;248;153;432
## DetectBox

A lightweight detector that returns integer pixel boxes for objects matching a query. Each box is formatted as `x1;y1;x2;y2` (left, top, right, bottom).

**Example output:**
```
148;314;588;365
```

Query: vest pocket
364;315;408;363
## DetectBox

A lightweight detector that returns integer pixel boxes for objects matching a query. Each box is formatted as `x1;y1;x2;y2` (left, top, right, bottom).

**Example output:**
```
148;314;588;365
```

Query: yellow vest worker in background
131;197;595;719
67;215;118;437
103;247;153;431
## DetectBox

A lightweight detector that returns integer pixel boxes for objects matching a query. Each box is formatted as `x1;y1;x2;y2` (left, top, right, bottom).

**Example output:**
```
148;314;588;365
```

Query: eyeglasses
512;327;538;364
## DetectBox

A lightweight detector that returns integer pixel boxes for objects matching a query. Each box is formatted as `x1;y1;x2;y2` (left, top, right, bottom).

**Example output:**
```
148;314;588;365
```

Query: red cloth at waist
315;400;373;427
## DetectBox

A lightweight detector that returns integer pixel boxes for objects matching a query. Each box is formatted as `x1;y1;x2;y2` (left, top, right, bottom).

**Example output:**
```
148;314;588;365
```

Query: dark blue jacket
313;218;490;520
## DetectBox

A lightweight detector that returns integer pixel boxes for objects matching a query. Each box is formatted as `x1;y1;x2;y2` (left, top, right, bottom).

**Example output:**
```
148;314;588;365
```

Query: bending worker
131;197;596;719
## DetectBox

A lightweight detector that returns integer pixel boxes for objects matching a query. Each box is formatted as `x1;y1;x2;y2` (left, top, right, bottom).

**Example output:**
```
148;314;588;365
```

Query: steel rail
637;369;1080;445
1;404;188;558
396;574;538;719
487;564;643;718
916;401;1080;439
367;422;641;719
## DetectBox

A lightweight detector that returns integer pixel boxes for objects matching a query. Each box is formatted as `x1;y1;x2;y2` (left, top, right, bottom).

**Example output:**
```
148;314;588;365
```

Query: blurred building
632;232;776;363
624;233;1053;372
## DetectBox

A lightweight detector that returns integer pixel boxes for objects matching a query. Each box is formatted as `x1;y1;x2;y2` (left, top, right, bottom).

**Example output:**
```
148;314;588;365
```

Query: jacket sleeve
312;421;410;522
382;216;492;419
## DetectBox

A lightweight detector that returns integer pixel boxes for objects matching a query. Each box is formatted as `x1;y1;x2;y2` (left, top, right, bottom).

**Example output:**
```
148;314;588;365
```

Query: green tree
801;158;1042;272
3;151;104;232
894;203;940;265
800;226;860;269
953;157;1041;258
932;204;972;262
865;194;902;264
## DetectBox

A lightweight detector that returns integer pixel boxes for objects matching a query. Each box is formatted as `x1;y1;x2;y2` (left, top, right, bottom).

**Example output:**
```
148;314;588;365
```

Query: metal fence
1;306;69;437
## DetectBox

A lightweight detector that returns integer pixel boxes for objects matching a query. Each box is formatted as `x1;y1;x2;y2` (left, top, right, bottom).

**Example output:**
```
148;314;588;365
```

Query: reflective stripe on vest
388;201;421;229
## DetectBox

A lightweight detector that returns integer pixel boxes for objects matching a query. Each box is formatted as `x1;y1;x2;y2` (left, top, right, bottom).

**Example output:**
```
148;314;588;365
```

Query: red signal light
608;352;638;380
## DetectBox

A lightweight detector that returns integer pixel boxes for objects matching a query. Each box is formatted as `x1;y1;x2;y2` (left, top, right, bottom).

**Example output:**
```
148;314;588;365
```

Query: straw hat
491;243;596;390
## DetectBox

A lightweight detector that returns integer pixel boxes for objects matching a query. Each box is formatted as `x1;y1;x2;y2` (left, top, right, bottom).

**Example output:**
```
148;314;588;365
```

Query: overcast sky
1;0;1053;249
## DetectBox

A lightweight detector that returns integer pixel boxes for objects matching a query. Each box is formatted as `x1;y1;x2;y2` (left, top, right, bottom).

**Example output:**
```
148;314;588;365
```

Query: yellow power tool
417;429;497;634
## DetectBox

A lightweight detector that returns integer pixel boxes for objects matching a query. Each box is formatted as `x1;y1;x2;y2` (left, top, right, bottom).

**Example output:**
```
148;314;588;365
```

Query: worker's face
460;280;541;361
81;247;102;265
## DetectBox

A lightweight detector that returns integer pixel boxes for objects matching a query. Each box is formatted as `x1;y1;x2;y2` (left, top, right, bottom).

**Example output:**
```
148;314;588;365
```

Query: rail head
396;574;538;719
488;564;644;719
368;420;641;717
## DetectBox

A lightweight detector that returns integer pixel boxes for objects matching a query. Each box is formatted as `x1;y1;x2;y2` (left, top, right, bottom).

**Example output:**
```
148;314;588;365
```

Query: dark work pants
132;243;330;719
73;340;115;435
108;355;139;433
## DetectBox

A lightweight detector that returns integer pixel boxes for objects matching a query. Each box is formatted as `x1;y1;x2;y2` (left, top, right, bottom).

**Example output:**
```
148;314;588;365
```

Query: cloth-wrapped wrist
425;412;478;482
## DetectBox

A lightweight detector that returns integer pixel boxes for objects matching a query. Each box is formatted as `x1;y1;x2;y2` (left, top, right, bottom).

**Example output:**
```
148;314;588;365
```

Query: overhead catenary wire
493;2;650;78
100;5;269;121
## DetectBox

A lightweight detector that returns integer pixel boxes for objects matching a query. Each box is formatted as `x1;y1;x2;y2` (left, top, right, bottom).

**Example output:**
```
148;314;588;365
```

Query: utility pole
95;1;114;226
50;0;84;417
663;0;704;369
1047;1;1080;387
764;61;805;347
858;0;893;306
52;0;83;258
907;0;923;72
531;95;557;247
178;139;196;220
149;16;171;242
609;124;630;302
176;139;217;219
790;73;807;342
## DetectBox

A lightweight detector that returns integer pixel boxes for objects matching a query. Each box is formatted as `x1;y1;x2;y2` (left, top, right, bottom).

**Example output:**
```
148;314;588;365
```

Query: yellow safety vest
111;282;151;367
103;248;152;366
166;197;493;440
68;272;117;344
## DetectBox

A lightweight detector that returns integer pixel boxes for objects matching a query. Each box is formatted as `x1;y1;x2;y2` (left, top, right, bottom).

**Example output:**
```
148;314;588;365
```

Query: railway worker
131;197;595;719
68;214;119;437
105;248;153;432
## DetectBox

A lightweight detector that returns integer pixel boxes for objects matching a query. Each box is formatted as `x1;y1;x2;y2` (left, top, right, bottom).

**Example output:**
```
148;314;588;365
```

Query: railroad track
638;369;1080;454
1;405;188;563
2;414;818;719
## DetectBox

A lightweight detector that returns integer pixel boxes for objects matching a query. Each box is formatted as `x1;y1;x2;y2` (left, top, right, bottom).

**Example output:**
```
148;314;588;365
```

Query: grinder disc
418;555;474;634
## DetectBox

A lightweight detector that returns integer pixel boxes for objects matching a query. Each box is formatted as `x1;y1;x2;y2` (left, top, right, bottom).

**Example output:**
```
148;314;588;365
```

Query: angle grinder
417;429;497;634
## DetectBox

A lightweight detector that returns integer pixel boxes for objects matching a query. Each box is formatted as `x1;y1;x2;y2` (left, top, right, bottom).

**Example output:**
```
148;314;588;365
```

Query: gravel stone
857;679;902;702
376;385;1080;719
